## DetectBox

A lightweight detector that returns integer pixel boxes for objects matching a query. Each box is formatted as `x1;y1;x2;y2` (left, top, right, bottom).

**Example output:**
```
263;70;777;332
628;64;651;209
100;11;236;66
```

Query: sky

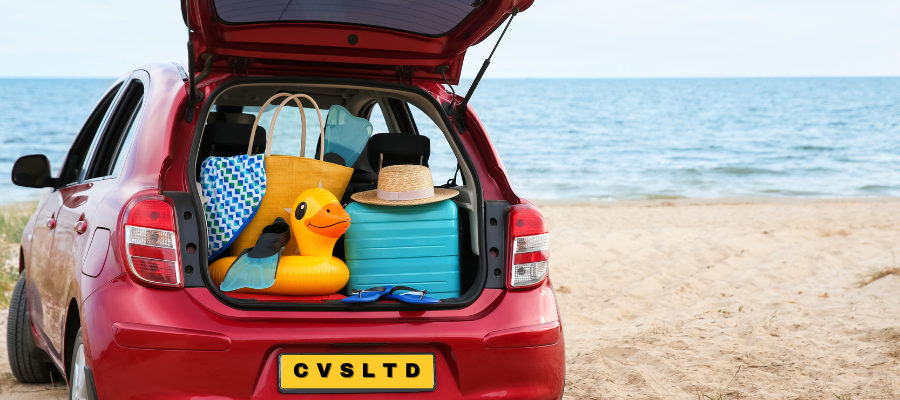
1;0;898;79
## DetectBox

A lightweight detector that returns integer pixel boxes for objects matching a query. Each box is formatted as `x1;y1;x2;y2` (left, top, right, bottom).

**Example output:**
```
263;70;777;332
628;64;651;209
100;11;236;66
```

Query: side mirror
11;154;57;188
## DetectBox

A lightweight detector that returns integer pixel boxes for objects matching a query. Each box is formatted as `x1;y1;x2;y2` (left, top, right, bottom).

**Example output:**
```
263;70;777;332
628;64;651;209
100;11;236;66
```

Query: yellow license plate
278;353;435;393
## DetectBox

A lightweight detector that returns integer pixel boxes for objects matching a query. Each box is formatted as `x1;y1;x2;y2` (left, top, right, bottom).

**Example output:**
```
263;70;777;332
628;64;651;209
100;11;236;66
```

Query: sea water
1;77;899;204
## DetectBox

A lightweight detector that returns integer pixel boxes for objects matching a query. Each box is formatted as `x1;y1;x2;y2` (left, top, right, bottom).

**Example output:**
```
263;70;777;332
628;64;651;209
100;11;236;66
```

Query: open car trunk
182;77;486;310
184;0;535;84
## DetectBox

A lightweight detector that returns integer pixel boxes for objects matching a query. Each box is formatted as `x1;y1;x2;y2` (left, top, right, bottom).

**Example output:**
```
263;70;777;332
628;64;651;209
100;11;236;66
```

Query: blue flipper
219;250;282;291
219;217;291;292
342;286;393;303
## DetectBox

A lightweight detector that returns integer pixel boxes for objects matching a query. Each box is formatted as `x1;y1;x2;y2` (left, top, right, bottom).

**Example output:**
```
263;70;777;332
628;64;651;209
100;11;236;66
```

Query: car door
28;81;124;352
42;76;147;354
27;193;63;336
30;79;143;353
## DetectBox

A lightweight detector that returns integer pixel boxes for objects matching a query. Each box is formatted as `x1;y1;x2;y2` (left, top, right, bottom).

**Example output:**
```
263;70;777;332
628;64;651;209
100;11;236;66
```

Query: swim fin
219;218;291;292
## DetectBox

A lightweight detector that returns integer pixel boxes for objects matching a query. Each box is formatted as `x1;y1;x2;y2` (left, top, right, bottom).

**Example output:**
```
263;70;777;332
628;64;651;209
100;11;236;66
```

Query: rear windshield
212;0;477;36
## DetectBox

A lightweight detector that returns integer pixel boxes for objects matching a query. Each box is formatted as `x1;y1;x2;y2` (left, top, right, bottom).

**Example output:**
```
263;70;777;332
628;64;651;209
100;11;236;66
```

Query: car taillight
507;204;549;289
122;197;182;288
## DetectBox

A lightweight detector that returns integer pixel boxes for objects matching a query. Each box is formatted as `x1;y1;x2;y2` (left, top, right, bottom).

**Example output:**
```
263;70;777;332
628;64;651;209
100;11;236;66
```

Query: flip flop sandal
382;286;441;304
341;286;394;304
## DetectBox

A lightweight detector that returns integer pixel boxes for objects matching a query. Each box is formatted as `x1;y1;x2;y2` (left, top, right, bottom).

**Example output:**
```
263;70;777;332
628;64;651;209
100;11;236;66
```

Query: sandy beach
546;198;900;399
1;198;899;399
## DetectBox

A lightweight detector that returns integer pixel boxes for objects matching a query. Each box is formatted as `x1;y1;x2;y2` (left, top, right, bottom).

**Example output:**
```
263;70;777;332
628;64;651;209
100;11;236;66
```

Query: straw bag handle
269;94;325;159
246;93;325;160
248;93;299;156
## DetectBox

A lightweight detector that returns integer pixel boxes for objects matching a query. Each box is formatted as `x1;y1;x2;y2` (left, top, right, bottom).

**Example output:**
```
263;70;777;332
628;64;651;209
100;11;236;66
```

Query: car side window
109;98;144;176
367;101;389;133
83;79;145;180
57;83;123;186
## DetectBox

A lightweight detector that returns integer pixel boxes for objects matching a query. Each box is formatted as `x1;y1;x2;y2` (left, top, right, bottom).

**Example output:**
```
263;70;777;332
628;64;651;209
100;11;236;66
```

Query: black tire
7;275;53;383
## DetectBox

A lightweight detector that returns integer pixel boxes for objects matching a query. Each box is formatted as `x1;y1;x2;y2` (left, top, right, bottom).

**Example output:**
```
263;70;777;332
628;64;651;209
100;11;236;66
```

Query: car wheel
69;329;88;400
6;275;53;383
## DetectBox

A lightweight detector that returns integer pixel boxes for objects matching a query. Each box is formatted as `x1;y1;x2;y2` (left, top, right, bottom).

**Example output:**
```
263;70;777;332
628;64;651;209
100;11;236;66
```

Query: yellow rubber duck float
210;188;351;295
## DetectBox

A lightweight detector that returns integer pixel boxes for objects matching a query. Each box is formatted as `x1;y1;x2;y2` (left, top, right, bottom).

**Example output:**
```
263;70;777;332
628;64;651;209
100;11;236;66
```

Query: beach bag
200;153;266;260
228;93;354;257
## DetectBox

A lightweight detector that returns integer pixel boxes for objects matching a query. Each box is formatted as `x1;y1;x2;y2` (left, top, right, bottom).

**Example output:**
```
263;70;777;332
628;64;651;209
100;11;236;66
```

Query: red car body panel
84;276;563;399
19;7;563;393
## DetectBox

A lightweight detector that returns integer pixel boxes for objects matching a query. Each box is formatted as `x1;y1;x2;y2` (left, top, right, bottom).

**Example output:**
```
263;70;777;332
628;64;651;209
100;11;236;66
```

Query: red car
8;1;564;398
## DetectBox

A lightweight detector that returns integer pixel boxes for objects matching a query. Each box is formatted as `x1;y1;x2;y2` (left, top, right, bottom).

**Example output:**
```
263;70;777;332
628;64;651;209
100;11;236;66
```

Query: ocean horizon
2;76;899;204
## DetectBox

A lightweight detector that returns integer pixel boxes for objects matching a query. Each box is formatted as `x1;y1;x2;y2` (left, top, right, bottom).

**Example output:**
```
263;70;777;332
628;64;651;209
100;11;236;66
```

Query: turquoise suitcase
343;200;460;298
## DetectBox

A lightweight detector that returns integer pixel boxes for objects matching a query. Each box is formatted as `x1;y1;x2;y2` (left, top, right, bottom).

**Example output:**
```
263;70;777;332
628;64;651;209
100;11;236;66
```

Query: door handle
74;220;88;235
46;218;56;230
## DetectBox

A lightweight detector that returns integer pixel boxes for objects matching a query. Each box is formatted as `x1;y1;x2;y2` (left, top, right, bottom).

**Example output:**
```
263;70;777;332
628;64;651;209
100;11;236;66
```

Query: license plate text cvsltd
292;361;421;379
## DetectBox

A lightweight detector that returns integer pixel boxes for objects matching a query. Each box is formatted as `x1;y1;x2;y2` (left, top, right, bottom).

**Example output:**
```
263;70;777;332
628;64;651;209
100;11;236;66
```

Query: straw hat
351;165;458;206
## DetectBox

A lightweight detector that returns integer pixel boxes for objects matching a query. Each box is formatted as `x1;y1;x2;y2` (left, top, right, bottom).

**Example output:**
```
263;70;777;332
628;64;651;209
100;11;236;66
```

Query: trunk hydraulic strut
438;7;519;132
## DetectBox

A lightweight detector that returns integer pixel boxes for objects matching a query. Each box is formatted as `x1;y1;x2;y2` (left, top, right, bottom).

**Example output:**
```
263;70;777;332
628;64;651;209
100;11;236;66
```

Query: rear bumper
83;278;564;399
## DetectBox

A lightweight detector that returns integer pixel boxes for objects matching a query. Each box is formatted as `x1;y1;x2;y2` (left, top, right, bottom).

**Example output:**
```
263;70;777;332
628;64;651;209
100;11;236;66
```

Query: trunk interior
186;79;486;310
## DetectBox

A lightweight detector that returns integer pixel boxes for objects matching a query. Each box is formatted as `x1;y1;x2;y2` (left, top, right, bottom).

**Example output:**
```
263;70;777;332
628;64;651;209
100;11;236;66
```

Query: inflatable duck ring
210;188;351;295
